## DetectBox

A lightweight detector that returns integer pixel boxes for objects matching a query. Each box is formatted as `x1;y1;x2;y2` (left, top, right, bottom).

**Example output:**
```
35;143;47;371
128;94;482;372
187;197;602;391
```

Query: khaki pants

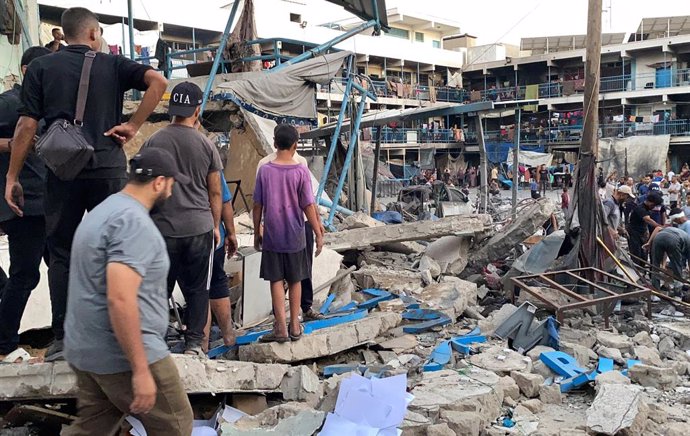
62;355;193;436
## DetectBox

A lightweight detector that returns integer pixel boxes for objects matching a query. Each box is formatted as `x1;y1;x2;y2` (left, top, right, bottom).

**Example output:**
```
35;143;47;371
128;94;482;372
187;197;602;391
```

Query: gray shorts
260;249;310;284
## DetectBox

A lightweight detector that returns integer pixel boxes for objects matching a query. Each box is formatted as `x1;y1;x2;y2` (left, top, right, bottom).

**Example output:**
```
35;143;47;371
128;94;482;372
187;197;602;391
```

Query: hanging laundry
612;115;624;122
562;80;576;96
524;84;539;112
429;85;437;103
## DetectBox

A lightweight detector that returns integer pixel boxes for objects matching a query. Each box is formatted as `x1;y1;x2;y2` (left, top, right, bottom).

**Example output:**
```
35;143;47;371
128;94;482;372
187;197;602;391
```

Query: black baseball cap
168;81;203;117
129;147;191;184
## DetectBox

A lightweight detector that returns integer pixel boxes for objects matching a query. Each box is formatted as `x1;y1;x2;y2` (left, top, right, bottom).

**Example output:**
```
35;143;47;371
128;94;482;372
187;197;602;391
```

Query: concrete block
596;331;633;353
497;376;520;400
560;341;596;367
594;371;630;390
410;368;501;429
469;345;531;375
633;345;663;367
417;280;477;320
510;371;544;398
239;312;401;363
539;384;562;404
628;364;679;390
221;403;325;435
633;331;655;348
520;399;543;413
440;410;481;436
0;356;320;401
427;423;457;436
526;345;555;362
232;394;268;415
586;384;648;436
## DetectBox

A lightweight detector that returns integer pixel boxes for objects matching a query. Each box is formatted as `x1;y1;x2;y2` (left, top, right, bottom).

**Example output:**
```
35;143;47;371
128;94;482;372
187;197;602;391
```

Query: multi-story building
460;16;690;169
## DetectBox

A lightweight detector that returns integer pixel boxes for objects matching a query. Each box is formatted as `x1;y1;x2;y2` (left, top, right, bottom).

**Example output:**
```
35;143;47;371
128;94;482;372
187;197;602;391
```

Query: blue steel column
327;92;368;226
200;0;241;117
315;56;354;205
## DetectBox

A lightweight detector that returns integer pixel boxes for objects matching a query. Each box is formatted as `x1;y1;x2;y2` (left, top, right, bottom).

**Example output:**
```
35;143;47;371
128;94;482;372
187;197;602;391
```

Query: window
388;27;410;39
290;13;301;23
415;32;424;42
432;40;441;48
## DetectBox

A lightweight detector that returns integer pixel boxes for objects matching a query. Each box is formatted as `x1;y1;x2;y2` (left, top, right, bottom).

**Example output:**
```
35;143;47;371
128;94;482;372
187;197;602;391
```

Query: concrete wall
467;44;506;65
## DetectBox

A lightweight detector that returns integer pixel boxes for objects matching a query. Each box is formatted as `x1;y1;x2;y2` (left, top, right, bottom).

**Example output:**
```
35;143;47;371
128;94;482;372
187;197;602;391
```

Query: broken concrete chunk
586;384;648;436
469;346;531;375
596;346;624;364
339;211;383;230
596;331;633;353
628;364;679;390
594;371;631;389
657;336;677;358
539;384;562;404
379;335;419;353
238;312;402;363
510;371;544;398
417;280;477;320
633;331;655;348
410;368;501;430
325;214;490;252
633;345;663;366
232;394;268;416
525;345;555;363
520;399;543;414
496;376;520;401
424;235;472;275
468;200;556;269
353;266;423;294
221;403;325;435
426;423;457;436
439;410;481;436
419;255;442;279
560;341;595;367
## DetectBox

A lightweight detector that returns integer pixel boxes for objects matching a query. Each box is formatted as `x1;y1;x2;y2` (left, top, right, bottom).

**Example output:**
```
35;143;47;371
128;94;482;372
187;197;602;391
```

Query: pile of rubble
3;198;690;435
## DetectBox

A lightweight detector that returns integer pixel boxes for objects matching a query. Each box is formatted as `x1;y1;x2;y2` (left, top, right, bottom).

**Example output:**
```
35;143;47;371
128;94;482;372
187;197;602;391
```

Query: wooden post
576;0;603;268
475;115;488;213
370;126;383;215
512;108;521;220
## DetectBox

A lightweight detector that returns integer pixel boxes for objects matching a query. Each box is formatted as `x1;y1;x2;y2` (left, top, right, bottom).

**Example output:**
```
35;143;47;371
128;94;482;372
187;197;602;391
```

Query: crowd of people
0;7;325;434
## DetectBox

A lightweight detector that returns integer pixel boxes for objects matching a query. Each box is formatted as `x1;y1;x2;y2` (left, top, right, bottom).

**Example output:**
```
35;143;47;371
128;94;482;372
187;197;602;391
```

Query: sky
310;0;690;45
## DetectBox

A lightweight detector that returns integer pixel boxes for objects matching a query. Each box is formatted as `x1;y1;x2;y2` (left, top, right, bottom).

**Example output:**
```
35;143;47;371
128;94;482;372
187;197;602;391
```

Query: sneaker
183;345;207;358
44;339;64;362
302;308;324;321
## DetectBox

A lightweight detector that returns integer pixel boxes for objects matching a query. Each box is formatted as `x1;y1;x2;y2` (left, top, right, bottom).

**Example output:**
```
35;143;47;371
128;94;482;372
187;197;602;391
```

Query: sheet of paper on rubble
319;373;410;436
126;405;245;436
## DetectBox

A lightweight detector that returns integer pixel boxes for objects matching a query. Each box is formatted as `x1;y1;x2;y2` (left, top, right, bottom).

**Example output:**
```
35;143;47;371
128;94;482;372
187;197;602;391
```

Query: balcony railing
463;119;690;145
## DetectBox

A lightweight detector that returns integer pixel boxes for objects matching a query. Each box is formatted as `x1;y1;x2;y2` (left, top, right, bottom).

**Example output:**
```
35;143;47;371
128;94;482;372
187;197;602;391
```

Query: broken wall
598;135;670;179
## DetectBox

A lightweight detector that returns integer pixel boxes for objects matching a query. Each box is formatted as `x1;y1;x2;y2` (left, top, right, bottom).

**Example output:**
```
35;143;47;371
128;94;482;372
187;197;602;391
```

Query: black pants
627;228;648;267
301;221;314;313
671;201;678;209
165;231;213;347
0;216;47;354
45;173;125;340
209;245;229;300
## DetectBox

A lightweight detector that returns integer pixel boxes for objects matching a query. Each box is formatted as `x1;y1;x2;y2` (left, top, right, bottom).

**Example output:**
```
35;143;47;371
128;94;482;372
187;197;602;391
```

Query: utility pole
475;115;488;213
576;0;603;268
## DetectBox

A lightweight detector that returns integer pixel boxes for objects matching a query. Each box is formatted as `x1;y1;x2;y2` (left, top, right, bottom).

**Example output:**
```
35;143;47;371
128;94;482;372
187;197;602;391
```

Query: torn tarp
216;51;352;123
598;135;670;179
506;149;554;168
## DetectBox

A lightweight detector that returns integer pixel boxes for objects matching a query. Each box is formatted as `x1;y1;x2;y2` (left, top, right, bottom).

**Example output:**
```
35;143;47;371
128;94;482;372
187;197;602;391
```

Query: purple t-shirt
254;162;314;253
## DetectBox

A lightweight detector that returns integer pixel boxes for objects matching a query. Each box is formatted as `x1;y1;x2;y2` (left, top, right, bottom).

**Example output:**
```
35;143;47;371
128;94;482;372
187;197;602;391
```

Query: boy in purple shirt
253;124;324;342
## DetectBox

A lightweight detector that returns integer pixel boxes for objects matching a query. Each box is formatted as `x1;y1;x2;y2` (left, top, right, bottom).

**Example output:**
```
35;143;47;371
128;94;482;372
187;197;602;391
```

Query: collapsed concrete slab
338;211;424;254
468;200;556;270
417;278;477;320
586;384;648;436
0;356;319;401
353;266;424;294
324;214;491;252
424;236;472;275
221;402;325;436
238;312;402;363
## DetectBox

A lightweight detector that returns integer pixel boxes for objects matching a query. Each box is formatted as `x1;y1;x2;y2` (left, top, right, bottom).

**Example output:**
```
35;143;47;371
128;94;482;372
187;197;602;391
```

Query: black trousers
301;221;314;312
627;228;648;267
165;231;214;347
45;173;125;340
0;216;47;354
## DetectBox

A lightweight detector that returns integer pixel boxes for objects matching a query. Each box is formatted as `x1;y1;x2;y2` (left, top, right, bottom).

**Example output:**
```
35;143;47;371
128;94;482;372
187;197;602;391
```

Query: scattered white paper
320;373;411;436
219;405;248;425
127;415;224;436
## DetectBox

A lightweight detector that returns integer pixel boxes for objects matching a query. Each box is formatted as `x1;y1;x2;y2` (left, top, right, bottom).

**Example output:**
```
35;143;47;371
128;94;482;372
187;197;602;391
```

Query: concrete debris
469;345;532;375
596;331;633;354
633;345;664;366
439;410;481;436
596;346;625;364
586;385;648;436
539;384;562;404
497;376;520;401
627;364;679;390
468;200;556;269
220;403;325;435
424;236;472;275
594;370;631;388
379;334;419;353
416;279;477;320
426;423;457;436
477;304;518;336
352;265;424;294
510;371;544;398
560;341;596;367
418;255;442;279
239;312;401;363
324;214;490;252
633;331;655;348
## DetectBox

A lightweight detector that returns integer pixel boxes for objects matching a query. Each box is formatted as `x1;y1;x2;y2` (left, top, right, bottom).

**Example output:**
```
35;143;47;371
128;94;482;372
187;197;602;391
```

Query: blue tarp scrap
485;142;545;164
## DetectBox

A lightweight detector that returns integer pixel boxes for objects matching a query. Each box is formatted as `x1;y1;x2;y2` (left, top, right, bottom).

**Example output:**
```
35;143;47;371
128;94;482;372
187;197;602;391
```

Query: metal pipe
200;0;241;118
318;198;354;216
271;20;378;73
328;92;368;226
192;27;197;63
127;0;135;60
512;108;521;220
315;56;354;206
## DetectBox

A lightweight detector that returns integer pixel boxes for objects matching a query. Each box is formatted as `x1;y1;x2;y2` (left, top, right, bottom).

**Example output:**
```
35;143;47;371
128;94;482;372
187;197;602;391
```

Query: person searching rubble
62;148;193;435
253;124;324;343
643;221;690;298
627;192;664;266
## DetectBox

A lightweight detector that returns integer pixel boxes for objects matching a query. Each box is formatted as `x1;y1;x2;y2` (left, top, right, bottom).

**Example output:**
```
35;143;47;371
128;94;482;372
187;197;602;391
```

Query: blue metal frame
199;0;242;118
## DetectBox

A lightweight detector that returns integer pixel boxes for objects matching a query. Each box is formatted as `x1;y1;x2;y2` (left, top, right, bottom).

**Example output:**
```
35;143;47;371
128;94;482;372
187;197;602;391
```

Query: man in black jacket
5;7;167;361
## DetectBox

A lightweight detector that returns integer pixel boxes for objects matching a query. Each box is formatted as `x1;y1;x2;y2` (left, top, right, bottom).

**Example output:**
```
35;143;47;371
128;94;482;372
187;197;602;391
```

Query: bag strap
74;51;97;126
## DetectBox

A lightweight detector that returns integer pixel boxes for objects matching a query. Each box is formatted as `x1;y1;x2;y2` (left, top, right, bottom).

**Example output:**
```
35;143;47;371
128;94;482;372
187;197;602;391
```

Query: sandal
1;348;31;364
259;331;290;343
289;324;305;342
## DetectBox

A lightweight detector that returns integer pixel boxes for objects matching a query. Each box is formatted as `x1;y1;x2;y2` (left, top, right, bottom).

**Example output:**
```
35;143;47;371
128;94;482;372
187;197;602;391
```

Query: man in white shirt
669;175;681;209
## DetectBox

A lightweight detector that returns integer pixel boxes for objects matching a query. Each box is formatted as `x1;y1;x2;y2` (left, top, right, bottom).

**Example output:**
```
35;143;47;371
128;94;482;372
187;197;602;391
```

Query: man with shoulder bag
5;7;167;361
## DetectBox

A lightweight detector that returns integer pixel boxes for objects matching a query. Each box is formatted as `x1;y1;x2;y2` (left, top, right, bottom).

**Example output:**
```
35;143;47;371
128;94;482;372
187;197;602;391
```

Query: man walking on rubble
5;6;167;361
0;47;51;361
144;81;223;356
63;148;193;436
256;126;326;322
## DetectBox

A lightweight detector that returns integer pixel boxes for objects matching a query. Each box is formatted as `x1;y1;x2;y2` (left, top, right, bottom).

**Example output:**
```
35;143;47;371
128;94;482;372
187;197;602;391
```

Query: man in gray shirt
145;81;222;355
646;226;690;293
63;148;193;435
